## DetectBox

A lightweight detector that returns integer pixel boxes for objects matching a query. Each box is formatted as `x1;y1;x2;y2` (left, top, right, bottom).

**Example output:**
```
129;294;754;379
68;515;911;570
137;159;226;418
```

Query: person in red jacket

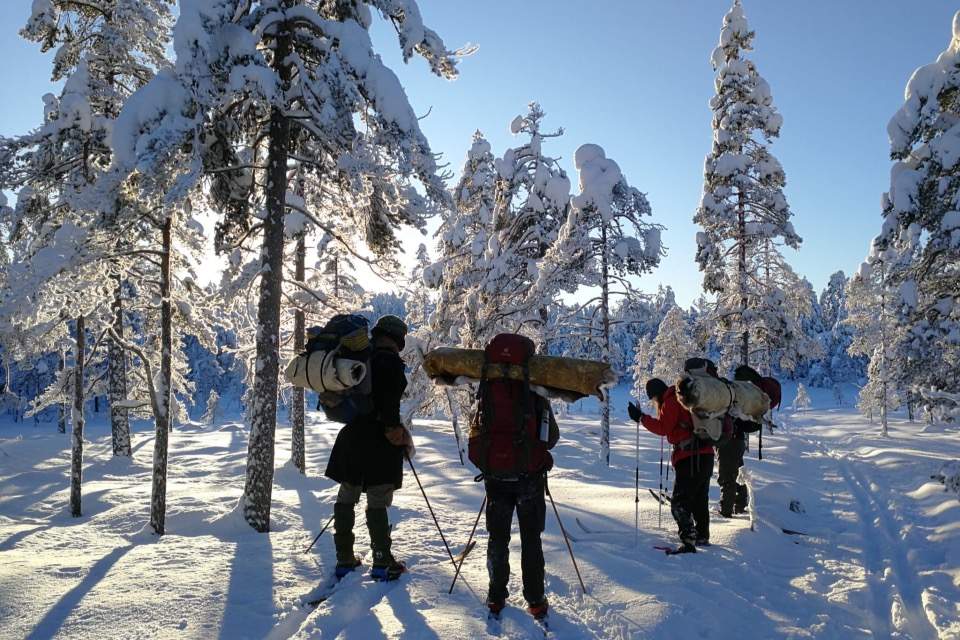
629;378;714;553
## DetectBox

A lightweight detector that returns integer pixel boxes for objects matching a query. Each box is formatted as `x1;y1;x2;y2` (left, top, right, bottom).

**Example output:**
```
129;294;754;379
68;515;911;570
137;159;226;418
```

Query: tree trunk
737;190;749;367
600;223;611;466
108;279;131;456
150;212;174;535
291;234;306;474
242;18;292;532
58;348;66;434
70;315;85;517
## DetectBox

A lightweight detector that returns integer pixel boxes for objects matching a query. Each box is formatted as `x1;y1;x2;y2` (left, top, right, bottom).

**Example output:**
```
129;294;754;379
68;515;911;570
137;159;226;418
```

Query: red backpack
468;334;552;478
759;376;782;411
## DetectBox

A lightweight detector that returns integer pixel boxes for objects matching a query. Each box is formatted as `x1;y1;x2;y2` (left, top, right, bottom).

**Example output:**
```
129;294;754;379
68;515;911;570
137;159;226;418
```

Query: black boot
333;503;361;578
367;508;405;581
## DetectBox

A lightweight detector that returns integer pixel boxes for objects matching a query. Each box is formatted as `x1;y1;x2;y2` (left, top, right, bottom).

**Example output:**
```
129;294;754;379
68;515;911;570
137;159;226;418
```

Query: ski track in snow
1;383;958;639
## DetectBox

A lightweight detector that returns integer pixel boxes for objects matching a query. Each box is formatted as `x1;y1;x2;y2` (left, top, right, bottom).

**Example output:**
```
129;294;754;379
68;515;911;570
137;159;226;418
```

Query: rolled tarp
676;372;770;423
284;350;368;393
422;347;616;401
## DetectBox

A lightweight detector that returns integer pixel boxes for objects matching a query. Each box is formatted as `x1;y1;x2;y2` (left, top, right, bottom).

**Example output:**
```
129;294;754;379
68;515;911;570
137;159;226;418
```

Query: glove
628;402;644;422
385;425;406;446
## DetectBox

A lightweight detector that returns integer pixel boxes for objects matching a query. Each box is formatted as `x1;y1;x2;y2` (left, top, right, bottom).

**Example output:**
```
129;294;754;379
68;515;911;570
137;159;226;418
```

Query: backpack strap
515;359;533;477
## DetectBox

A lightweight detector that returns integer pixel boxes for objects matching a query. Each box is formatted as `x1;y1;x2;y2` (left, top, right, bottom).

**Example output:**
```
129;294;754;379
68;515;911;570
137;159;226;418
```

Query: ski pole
658;436;664;530
545;478;587;594
448;495;486;594
406;454;457;570
634;416;641;546
304;512;335;554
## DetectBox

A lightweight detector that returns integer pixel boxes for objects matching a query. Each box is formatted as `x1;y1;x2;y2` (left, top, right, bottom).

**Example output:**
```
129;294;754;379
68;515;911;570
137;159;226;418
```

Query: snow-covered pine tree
427;131;497;349
694;0;801;370
104;0;463;531
204;390;220;426
877;10;960;418
846;249;907;435
630;334;654;401
793;383;811;412
466;105;572;349
651;306;691;382
832;383;844;407
543;143;663;464
14;0;174;458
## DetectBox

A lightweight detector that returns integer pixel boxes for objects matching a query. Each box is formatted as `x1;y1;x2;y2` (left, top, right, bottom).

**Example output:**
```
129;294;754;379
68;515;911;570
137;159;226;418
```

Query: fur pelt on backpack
675;371;770;423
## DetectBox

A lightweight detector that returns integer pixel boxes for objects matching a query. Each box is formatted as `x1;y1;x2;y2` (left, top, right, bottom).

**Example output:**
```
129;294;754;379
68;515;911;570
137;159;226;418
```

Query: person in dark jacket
629;378;714;553
325;315;411;581
682;357;754;517
481;395;559;620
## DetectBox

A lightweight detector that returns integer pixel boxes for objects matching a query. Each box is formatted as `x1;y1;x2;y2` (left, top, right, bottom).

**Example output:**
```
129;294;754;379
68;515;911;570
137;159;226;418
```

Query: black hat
645;378;668;400
371;314;408;350
684;357;717;377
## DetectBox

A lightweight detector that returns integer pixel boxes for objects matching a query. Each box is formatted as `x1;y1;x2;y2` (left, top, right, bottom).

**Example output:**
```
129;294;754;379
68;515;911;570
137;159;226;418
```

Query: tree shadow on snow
218;532;275;640
25;545;133;640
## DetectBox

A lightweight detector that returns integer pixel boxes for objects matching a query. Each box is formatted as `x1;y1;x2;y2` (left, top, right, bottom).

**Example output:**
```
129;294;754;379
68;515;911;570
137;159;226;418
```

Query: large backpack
285;314;373;423
468;334;553;479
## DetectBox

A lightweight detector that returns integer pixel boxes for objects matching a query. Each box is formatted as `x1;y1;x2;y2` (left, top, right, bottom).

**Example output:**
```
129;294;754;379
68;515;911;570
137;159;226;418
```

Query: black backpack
306;314;373;424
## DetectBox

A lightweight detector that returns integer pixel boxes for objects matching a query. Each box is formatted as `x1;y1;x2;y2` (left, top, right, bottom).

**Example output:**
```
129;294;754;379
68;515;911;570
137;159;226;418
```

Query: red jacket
640;387;714;466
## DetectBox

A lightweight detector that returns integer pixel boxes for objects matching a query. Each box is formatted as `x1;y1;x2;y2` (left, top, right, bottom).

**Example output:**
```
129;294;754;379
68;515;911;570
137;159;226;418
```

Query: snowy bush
793;383;811;412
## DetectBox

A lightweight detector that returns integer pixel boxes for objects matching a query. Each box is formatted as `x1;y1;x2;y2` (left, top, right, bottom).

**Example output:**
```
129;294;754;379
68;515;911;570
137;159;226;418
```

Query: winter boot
333;502;358;576
367;508;406;582
695;537;711;547
527;599;549;620
666;541;697;555
487;598;506;618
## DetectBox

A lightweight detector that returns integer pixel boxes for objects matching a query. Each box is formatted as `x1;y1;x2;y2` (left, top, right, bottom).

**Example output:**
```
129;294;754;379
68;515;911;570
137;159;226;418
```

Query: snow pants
717;434;748;515
484;475;547;606
671;453;714;544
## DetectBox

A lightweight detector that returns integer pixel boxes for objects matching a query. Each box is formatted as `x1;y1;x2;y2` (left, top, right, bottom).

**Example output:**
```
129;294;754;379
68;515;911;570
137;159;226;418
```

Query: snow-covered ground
1;386;958;639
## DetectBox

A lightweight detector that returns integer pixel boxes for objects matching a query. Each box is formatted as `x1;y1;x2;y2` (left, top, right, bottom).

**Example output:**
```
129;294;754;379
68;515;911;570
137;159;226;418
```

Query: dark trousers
717;434;748;514
671;453;714;544
485;475;547;606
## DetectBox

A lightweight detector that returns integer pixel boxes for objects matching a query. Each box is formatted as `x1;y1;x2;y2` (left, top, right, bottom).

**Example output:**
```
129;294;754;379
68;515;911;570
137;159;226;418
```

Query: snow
2;385;958;639
571;144;623;220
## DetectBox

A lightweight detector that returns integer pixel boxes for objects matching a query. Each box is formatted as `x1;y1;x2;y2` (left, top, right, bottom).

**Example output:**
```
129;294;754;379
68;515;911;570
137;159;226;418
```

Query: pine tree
651;306;690;382
0;0;175;518
544;144;663;464
846;251;907;434
793;383;811;412
103;0;463;532
630;335;654;400
876;10;960;417
694;0;801;369
467;104;571;349
428;131;497;349
204;390;221;426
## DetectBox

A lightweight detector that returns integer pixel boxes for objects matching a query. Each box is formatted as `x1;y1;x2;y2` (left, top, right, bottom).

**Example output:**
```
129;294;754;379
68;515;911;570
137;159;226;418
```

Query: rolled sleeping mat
422;347;617;401
284;351;368;392
676;372;770;422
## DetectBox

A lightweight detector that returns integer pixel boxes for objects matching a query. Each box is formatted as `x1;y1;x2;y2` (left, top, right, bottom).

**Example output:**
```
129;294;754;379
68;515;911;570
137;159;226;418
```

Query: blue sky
1;1;956;307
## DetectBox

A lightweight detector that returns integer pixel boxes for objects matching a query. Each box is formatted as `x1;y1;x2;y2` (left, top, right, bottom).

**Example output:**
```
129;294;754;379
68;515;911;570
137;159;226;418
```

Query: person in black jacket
325;315;411;581
684;357;758;517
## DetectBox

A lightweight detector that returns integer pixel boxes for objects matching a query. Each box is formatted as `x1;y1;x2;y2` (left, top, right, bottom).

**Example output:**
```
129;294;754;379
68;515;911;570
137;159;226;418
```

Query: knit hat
371;315;408;350
645;378;668;400
684;357;718;377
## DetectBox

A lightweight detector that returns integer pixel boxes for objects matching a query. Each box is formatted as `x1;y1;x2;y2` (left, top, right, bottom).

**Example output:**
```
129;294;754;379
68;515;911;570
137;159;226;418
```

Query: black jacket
325;347;408;490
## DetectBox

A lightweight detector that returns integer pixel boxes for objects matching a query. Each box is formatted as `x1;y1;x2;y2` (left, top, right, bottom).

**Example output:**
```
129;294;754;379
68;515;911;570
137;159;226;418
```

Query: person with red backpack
629;377;714;553
468;334;559;621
